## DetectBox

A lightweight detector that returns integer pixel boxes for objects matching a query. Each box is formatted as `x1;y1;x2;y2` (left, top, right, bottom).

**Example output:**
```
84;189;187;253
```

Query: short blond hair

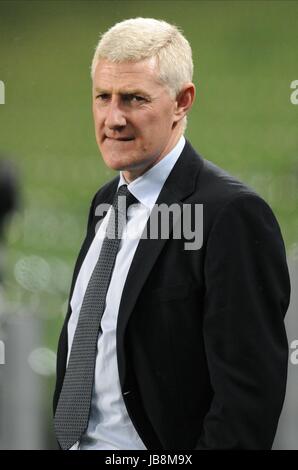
91;17;193;100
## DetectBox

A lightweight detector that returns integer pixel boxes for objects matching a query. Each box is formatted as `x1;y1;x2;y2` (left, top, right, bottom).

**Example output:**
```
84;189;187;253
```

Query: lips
105;135;134;142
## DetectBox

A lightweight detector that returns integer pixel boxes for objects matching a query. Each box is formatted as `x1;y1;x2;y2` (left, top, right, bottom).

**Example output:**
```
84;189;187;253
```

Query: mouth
105;136;135;142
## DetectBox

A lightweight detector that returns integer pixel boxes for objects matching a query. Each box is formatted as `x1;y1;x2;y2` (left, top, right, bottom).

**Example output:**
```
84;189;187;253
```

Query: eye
123;94;146;103
96;93;110;101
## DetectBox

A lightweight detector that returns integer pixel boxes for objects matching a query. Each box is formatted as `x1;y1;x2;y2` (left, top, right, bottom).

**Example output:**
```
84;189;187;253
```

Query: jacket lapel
117;140;203;387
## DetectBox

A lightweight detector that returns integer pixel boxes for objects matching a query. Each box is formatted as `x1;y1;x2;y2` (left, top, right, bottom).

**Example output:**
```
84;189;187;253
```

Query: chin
100;146;133;168
100;153;128;171
102;158;123;171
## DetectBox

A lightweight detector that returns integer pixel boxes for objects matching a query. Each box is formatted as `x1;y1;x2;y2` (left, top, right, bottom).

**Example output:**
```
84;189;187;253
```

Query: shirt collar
118;135;185;210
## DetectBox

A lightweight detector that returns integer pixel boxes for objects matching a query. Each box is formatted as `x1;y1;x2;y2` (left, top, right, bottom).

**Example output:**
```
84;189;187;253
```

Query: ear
173;83;196;123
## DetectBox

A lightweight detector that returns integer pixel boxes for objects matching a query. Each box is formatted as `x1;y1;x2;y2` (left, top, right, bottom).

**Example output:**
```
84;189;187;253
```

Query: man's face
92;58;180;181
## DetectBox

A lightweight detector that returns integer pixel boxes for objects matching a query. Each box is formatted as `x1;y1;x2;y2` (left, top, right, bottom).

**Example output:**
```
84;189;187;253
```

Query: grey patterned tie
54;184;137;450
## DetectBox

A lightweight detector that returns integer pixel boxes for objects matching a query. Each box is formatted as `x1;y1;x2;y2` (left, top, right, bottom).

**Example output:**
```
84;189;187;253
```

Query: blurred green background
0;0;297;449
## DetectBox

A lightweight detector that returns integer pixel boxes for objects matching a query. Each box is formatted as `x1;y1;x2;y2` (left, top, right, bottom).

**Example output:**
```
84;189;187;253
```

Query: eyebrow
94;87;150;97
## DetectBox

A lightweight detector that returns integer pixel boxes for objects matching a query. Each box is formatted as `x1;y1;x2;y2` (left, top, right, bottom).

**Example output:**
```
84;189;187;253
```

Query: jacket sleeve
195;193;290;450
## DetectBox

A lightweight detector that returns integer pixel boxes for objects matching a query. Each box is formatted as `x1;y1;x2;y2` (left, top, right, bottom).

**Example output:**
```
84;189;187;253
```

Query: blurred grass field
0;0;297;377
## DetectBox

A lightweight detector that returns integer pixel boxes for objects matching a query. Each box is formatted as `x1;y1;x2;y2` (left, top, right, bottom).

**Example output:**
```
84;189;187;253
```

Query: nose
105;96;126;129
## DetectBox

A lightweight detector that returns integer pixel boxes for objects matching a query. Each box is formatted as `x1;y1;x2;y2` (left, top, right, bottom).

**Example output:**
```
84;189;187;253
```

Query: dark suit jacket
53;140;290;450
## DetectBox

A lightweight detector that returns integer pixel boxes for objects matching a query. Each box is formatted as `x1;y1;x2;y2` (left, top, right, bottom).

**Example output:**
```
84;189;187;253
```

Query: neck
122;131;183;183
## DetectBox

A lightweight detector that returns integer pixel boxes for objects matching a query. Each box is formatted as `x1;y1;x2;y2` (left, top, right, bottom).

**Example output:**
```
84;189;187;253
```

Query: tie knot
115;184;138;212
117;184;130;198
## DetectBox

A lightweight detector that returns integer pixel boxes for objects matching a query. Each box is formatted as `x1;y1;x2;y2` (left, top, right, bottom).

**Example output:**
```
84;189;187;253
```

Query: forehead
93;57;164;93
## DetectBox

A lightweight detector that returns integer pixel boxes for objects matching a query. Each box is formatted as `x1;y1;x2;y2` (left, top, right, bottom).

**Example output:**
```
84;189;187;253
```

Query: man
53;18;290;450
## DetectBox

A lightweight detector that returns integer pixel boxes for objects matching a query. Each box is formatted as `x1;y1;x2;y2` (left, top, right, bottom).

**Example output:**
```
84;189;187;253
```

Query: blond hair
91;18;194;130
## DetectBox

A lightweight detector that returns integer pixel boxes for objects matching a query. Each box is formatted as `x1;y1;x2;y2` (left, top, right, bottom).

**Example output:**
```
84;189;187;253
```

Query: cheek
93;105;103;126
92;101;97;119
138;112;161;134
149;106;172;129
137;114;169;146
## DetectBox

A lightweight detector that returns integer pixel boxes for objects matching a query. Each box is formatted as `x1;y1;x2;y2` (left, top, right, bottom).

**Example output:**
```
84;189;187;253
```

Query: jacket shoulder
86;175;119;230
199;157;258;203
184;141;275;231
92;175;119;205
189;148;262;211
